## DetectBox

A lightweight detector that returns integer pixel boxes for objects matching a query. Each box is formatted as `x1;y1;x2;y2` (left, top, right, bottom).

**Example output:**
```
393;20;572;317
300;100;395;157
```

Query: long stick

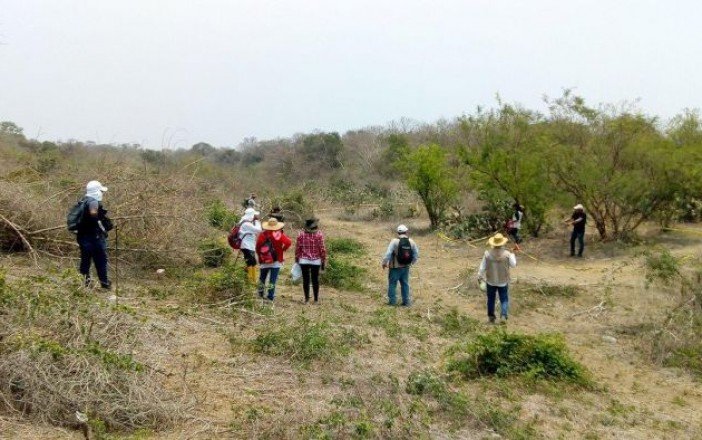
0;213;38;266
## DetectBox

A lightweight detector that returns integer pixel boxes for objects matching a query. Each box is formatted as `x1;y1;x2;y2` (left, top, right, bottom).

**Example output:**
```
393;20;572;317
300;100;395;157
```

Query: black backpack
395;237;414;265
66;198;88;232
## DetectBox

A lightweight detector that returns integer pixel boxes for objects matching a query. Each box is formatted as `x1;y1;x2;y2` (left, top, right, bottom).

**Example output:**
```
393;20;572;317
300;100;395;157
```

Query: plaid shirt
295;230;326;263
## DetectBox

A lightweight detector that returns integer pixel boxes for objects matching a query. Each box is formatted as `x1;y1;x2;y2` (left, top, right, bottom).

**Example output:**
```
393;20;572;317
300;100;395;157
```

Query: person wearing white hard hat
238;207;262;283
381;224;419;306
478;233;517;323
75;180;113;289
564;204;587;257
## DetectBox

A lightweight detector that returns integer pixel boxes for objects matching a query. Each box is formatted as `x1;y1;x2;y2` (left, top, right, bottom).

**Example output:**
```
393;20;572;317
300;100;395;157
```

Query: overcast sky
0;0;700;148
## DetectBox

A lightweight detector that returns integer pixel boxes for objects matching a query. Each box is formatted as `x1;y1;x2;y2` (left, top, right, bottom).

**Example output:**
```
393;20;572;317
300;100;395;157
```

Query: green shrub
250;316;363;364
196;262;248;302
326;237;366;256
271;190;313;228
321;255;367;291
199;238;230;268
205;200;240;231
644;249;680;286
447;330;592;387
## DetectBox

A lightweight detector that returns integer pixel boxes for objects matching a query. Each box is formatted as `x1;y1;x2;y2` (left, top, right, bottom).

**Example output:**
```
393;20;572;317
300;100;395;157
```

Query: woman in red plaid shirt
295;218;327;303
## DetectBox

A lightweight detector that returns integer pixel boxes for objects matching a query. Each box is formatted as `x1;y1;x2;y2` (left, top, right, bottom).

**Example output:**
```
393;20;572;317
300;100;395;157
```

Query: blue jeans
258;267;280;300
570;230;585;256
388;266;411;306
78;235;109;286
486;284;509;319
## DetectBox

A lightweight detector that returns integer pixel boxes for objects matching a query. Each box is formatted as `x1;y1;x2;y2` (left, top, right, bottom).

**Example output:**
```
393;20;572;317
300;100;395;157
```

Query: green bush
447;330;592;387
326;237;366;256
199;238;230;268
205;200;240;231
250;316;363;363
644;249;681;286
195;262;248;302
321;254;367;291
271;190;313;228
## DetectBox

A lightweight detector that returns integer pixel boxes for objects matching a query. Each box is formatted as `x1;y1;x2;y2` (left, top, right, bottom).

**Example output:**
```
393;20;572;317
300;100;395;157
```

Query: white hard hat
86;180;107;192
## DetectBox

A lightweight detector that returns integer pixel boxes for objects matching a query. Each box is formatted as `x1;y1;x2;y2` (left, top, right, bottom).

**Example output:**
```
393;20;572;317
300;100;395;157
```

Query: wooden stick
0;213;39;266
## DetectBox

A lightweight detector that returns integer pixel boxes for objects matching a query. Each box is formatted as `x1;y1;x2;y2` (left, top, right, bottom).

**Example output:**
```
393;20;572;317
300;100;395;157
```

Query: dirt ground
2;214;702;439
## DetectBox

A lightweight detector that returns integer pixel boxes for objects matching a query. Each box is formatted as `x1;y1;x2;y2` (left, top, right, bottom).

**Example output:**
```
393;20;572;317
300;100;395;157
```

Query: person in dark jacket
565;204;587;257
76;180;113;289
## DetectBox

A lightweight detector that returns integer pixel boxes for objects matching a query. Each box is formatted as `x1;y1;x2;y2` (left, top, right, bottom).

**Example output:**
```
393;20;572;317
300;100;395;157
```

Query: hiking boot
488;316;496;324
100;281;112;290
500;316;508;325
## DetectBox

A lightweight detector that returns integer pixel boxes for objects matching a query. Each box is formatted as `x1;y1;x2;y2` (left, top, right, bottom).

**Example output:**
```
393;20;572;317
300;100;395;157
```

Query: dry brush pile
0;269;189;432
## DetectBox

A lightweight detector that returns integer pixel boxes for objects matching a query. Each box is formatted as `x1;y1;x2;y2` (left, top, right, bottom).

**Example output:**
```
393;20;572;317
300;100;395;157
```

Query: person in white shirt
478;233;517;323
238;207;262;283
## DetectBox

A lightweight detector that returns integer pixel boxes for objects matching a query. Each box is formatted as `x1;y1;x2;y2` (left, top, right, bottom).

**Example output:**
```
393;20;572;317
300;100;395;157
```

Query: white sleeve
478;252;488;276
508;252;517;268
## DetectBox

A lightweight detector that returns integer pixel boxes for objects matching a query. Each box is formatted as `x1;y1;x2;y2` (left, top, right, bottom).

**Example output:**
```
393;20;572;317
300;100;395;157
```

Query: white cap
573;204;584;210
397;224;409;234
86;180;107;192
244;207;259;216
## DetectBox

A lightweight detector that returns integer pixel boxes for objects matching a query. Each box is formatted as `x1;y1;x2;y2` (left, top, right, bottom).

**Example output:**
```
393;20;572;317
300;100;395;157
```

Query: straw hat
488;233;509;248
262;218;285;231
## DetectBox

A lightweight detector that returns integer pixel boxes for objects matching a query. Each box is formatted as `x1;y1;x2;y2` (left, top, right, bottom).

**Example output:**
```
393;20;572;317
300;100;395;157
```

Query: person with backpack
477;233;517;324
506;202;524;251
564;204;587;257
255;217;292;300
68;180;113;289
381;224;419;306
295;218;327;304
238;208;262;283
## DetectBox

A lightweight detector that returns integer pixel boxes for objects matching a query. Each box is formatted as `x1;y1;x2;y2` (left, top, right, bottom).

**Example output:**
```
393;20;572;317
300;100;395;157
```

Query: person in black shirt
76;180;113;289
565;204;587;257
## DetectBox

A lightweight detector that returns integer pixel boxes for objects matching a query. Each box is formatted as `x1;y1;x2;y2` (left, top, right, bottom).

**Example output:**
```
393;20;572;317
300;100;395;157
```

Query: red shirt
295;230;327;263
256;230;292;263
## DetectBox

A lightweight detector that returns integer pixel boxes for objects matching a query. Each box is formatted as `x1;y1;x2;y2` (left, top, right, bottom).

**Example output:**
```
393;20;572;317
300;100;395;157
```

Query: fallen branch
0;213;38;266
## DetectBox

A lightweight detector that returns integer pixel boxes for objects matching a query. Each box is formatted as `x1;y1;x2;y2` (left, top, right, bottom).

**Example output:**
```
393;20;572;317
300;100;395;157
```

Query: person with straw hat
255;217;292;300
564;204;587;257
478;232;517;323
295;218;327;304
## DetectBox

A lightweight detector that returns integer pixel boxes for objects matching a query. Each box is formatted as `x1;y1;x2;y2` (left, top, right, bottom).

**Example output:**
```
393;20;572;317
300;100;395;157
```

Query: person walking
74;180;113;289
477;233;517;323
507;202;524;251
295;218;327;304
238;207;262;283
382;224;419;306
256;217;292;300
565;204;587;257
244;193;258;209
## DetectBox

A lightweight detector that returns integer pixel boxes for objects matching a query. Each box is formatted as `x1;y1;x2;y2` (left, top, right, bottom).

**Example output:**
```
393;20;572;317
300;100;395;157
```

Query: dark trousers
300;264;321;302
78;235;109;286
570;230;585;256
486;284;509;319
508;227;522;244
241;249;257;266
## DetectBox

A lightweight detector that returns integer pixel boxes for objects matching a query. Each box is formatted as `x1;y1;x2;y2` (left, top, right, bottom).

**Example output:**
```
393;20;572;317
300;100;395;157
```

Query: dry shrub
0;269;187;432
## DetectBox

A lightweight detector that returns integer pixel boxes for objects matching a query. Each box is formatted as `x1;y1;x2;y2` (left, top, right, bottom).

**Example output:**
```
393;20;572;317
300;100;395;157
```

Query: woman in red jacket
255;218;292;300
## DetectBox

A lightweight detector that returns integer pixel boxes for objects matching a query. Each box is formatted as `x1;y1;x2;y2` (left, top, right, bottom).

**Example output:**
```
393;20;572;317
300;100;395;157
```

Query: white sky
0;0;700;148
